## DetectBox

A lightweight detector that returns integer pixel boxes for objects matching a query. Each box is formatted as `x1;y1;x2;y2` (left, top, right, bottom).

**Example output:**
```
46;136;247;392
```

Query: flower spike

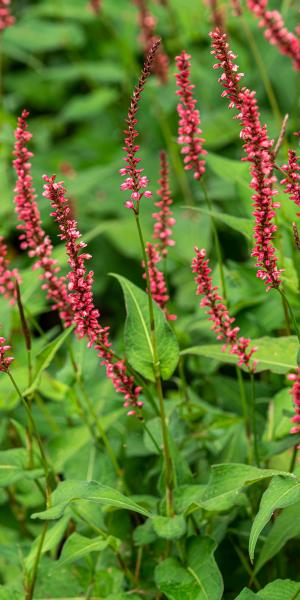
152;151;176;257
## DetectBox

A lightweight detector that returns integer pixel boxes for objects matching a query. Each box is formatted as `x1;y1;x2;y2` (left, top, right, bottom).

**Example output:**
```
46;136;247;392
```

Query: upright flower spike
0;237;20;303
288;369;300;446
192;247;256;369
247;0;300;71
134;0;169;84
0;336;13;372
43;175;142;414
143;242;176;320
12;111;72;327
280;150;300;213
0;0;15;32
210;28;282;290
120;39;160;211
153;151;175;257
175;51;207;180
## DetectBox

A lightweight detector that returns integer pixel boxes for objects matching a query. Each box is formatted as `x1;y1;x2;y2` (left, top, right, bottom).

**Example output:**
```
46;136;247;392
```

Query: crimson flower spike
43;175;143;415
210;28;282;290
0;0;15;32
152;151;175;257
247;0;300;71
0;237;20;303
12;110;72;327
142;242;176;320
192;248;257;370
0;335;13;373
280;150;300;213
175;51;207;181
288;369;300;447
120;39;160;211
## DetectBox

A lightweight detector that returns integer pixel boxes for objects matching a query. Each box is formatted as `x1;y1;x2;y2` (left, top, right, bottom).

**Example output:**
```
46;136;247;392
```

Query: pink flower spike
175;51;207;181
247;0;300;71
0;0;15;32
192;247;256;370
134;0;169;84
143;242;176;320
0;237;20;303
210;28;282;290
120;39;159;212
153;151;176;257
0;336;14;372
288;367;300;446
280;150;300;214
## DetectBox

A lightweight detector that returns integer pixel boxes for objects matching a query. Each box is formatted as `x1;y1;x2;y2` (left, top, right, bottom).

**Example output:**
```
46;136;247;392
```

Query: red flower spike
0;237;20;303
280;150;300;214
0;0;15;32
142;242;176;320
153;151;175;257
288;369;300;446
0;336;13;372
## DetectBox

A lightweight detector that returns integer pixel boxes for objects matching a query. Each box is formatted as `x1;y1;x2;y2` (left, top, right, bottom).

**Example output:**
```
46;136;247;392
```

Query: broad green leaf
111;274;179;381
235;580;300;599
182;336;298;374
0;449;43;487
155;537;223;600
151;515;186;540
234;591;257;599
25;516;70;572
24;326;74;396
201;464;295;512
3;20;85;52
185;206;252;240
133;519;157;546
206;153;250;191
255;501;300;574
31;480;151;521
249;476;300;562
57;532;119;566
61;89;118;122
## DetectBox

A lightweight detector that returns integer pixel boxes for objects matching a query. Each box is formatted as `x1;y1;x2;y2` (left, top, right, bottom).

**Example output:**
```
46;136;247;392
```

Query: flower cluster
288;369;300;445
120;40;160;210
210;28;282;290
175;51;207;180
88;0;101;14
43;175;143;414
152;151;175;257
0;238;20;303
0;0;15;32
280;150;300;213
0;336;13;373
204;0;225;29
13;111;72;326
192;247;257;369
247;0;300;71
134;0;169;84
143;242;176;320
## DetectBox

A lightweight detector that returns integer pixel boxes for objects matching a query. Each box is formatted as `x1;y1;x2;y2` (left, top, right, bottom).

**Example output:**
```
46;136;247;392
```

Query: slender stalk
250;373;260;467
25;522;48;600
277;288;300;342
200;179;227;301
289;445;298;473
236;366;250;439
134;211;174;516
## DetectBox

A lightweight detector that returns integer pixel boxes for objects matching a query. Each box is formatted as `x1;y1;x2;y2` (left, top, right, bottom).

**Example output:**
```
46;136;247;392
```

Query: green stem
134;211;174;516
236;366;250;439
277;288;300;342
200;180;227;301
25;522;48;600
250;372;260;467
289;445;298;473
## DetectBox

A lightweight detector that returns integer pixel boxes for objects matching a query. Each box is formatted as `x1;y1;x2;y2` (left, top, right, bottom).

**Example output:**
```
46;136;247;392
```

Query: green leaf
182;336;298;374
24;326;74;396
111;274;179;381
25;516;70;572
31;480;151;521
3;20;85;52
234;580;300;599
201;464;295;512
185;206;252;240
61;89;118;122
0;449;43;487
249;476;300;562
155;537;223;600
57;532;119;566
255;501;300;574
206;153;250;191
151;515;186;540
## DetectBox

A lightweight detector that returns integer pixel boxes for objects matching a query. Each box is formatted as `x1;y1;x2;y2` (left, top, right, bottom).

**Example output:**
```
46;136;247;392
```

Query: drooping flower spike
192;247;257;370
175;51;207;180
280;150;300;213
43;175;143;415
120;39;160;211
143;242;176;320
210;28;282;290
0;0;15;32
152;151;176;257
0;336;13;372
134;0;169;84
0;237;20;303
247;0;300;71
288;368;300;447
12;111;72;327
